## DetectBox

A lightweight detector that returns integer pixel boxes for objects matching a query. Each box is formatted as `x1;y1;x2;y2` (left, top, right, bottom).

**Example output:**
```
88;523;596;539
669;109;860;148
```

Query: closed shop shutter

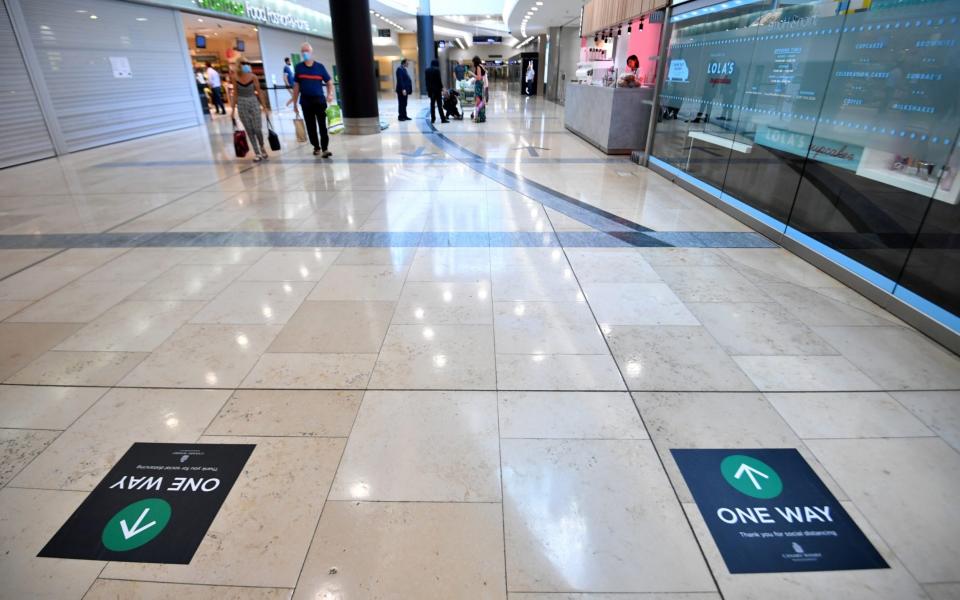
0;0;55;168
19;0;199;152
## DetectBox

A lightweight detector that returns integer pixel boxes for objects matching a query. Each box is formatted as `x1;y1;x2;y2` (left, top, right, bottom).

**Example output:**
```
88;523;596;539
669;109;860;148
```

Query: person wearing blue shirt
283;57;295;107
291;42;334;158
454;62;466;82
395;58;413;121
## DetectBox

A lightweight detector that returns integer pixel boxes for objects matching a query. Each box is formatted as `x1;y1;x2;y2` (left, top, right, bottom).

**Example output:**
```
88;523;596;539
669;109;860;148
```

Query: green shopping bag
326;104;344;135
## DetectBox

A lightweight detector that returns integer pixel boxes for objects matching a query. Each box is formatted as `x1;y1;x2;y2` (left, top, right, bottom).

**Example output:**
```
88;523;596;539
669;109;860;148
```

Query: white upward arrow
120;507;157;540
734;463;770;490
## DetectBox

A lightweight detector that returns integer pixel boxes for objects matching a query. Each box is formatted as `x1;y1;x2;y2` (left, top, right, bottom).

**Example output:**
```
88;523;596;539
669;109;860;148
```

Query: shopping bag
232;119;249;157
326;104;344;135
266;117;281;151
294;117;307;143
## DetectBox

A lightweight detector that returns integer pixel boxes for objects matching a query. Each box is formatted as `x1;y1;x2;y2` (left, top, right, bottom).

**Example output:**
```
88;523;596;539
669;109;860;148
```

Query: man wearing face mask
291;42;334;158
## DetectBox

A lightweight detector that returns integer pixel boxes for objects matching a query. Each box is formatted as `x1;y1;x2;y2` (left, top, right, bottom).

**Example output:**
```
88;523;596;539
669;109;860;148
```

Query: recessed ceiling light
74;9;87;13
135;17;147;21
531;6;538;10
89;14;98;19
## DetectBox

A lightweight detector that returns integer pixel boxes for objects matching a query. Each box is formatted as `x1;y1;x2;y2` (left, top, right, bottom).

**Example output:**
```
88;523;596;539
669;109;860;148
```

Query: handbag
232;118;249;157
266;116;281;151
326;104;344;135
293;117;307;143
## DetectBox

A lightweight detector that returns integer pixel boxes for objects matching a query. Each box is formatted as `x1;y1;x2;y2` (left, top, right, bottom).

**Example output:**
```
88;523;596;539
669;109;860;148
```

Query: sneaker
253;156;262;163
313;148;322;156
321;150;333;158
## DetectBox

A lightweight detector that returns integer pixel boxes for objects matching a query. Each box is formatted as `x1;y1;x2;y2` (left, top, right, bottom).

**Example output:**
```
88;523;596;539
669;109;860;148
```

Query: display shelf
856;148;959;206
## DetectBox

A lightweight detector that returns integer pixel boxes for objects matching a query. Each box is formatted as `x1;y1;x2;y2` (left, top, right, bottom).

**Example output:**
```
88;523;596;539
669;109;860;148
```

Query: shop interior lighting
89;14;98;19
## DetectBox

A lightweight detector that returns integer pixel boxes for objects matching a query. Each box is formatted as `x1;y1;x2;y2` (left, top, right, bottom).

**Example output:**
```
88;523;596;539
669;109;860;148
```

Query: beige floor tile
767;392;935;439
55;300;205;352
0;249;57;278
0;300;30;321
206;390;361;437
634;391;847;503
684;500;927;600
239;249;339;281
654;265;770;303
190;281;314;325
891;391;960;452
241;353;376;389
370;324;496;389
103;436;344;588
293;501;506;600
813;327;960;390
330;391;500;502
502;438;715;593
0;322;82;380
181;247;270;265
510;595;719;600
494;301;607;354
0;249;127;301
637;247;726;266
8;279;147;323
0;385;106;429
130;264;248;301
607;326;755;391
0;488;105;600
11;388;228;491
732;356;881;392
84;580;292;600
499;391;646;439
308;265;408;301
564;249;662;283
806;437;960;583
720;248;842;288
268;301;395;353
333;247;417;266
492;268;583;302
8;351;147;386
496;353;625;391
120;324;280;388
925;583;960;600
759;283;902;327
583;282;700;326
688;302;838;356
81;248;193;281
0;428;59;486
393;281;493;325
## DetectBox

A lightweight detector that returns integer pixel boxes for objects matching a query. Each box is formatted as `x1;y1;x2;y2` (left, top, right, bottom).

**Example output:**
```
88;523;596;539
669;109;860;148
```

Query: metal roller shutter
0;0;55;168
19;0;199;152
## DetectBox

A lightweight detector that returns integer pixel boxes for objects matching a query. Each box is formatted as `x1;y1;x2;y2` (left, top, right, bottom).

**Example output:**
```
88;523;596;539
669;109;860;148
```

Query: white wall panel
20;0;199;152
0;0;55;168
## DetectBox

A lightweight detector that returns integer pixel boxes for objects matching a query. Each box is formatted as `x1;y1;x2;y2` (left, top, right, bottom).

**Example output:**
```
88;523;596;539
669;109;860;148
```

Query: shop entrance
181;13;266;116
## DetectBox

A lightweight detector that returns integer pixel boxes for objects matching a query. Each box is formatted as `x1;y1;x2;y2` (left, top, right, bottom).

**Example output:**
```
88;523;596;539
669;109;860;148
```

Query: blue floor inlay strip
415;113;655;235
0;231;776;249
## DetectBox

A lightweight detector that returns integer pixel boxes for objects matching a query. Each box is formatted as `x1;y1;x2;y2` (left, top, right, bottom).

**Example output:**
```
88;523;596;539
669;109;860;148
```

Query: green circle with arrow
101;498;171;552
720;454;783;499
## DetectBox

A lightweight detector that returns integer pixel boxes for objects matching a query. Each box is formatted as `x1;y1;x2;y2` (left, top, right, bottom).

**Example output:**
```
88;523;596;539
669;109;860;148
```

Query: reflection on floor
0;89;958;600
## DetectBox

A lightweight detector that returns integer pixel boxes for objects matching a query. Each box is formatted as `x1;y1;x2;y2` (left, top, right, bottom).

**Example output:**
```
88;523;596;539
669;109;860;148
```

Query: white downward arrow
120;507;157;540
734;463;770;490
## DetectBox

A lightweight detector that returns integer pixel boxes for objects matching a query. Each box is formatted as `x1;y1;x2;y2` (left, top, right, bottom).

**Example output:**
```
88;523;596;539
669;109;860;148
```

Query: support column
416;0;435;96
329;0;380;134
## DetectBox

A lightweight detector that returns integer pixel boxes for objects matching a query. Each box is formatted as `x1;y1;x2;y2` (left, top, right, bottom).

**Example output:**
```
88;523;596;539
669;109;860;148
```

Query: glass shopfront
650;0;960;331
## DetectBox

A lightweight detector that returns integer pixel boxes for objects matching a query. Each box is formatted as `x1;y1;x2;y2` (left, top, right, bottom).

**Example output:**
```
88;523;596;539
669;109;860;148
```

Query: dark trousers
300;96;329;151
211;86;225;113
429;92;446;123
397;92;409;119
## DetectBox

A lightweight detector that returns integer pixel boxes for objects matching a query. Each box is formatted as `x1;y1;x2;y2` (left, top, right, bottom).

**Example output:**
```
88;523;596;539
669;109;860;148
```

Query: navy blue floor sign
39;443;254;564
672;448;888;574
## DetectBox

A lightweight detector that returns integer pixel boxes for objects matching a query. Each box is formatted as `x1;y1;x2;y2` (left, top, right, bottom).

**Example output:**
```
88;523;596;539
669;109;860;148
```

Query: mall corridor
0;87;958;600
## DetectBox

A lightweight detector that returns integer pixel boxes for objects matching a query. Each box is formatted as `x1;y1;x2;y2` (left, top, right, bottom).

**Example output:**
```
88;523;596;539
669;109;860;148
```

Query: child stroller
443;88;463;120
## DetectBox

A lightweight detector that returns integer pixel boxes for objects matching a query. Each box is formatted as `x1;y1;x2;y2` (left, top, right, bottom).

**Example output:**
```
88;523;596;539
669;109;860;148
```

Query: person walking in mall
472;56;487;123
426;59;448;124
283;56;296;107
231;61;271;162
396;58;413;121
205;62;226;114
525;62;535;96
291;42;334;158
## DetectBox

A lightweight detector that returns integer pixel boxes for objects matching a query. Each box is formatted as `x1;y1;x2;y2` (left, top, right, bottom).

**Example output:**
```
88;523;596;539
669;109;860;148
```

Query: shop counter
564;84;654;155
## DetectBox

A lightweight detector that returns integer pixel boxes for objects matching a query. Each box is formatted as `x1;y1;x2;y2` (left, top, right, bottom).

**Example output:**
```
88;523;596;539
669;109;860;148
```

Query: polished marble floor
0;89;959;600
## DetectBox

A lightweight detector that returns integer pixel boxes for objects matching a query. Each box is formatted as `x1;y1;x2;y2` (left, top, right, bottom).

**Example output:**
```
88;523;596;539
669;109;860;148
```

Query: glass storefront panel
652;0;960;324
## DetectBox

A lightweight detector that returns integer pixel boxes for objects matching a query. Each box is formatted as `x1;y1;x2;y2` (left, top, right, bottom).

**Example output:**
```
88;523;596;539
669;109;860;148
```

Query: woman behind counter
619;54;643;88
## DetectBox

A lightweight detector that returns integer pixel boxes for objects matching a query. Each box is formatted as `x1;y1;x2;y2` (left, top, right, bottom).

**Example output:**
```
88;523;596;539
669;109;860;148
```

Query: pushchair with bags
443;88;463;120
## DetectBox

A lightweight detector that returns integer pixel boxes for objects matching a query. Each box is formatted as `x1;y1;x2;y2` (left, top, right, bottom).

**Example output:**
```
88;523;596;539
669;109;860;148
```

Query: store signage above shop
135;0;331;36
672;448;888;574
39;443;254;564
474;35;503;44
